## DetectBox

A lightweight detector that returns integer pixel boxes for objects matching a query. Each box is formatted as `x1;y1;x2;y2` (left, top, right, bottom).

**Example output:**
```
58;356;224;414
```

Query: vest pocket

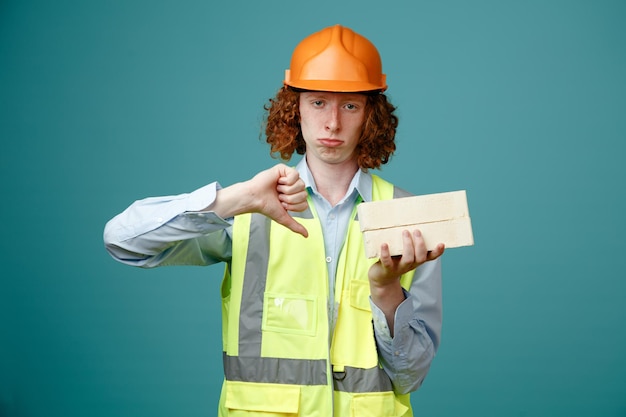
349;279;372;311
225;380;300;415
351;392;409;417
262;293;317;336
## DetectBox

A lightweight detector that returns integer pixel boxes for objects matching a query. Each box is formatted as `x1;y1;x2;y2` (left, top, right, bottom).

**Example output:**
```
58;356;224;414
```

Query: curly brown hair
263;86;398;170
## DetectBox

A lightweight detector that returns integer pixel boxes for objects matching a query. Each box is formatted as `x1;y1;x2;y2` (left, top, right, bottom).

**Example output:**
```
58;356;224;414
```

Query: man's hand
248;164;309;237
369;230;444;287
211;164;309;237
368;229;444;336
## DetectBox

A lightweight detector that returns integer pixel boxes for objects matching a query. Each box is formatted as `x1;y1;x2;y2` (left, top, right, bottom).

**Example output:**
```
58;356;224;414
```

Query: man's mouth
319;139;343;147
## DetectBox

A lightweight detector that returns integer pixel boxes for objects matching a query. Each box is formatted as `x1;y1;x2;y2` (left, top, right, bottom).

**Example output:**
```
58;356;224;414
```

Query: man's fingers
275;165;307;212
279;189;308;210
277;214;309;238
282;200;309;213
406;229;444;264
378;243;393;268
277;164;300;185
427;244;445;261
400;230;416;264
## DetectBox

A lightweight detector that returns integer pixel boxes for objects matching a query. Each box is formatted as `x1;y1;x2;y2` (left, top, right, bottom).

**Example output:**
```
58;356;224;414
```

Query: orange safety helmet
284;25;387;93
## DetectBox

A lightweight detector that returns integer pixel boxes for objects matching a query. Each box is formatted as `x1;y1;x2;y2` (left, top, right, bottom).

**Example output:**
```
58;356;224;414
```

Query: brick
357;190;474;258
358;190;469;231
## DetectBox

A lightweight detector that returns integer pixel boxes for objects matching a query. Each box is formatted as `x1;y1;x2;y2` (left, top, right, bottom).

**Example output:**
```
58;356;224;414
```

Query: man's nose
325;107;341;132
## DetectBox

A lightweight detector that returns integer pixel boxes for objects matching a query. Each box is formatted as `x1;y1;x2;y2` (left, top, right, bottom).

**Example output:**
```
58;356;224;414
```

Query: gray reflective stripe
393;186;413;199
224;353;328;385
333;365;393;393
238;213;271;357
224;355;393;392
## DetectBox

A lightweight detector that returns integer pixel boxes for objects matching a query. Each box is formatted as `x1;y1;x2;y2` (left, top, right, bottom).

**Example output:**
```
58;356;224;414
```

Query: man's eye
345;104;357;110
313;100;323;106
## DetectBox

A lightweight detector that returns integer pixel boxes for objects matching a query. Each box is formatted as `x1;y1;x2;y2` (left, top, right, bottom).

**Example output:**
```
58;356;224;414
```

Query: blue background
1;1;625;416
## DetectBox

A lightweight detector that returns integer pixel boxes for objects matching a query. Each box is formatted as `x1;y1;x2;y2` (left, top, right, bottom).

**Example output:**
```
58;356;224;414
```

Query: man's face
299;91;367;167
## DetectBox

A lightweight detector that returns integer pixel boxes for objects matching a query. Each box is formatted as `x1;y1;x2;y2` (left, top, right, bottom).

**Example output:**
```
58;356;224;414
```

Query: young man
104;24;444;417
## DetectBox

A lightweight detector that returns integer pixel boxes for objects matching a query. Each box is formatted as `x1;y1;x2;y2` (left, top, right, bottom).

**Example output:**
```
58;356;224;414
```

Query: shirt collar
295;155;373;203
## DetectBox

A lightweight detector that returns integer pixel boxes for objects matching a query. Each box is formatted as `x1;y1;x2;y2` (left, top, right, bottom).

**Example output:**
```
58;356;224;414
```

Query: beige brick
357;190;474;258
357;190;470;231
362;218;474;258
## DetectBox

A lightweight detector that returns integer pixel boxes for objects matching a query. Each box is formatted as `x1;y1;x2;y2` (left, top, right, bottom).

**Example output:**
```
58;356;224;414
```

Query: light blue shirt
295;158;370;334
103;156;442;394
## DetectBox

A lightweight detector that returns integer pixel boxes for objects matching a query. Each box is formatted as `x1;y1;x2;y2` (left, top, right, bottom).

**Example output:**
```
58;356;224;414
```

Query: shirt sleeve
103;182;234;268
369;258;443;394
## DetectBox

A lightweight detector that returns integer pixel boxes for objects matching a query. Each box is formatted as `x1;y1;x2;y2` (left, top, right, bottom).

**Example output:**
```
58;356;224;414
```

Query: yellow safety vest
218;175;416;417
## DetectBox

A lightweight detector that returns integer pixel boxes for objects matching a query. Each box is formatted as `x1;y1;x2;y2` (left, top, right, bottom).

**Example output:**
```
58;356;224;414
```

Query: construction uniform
103;161;442;416
219;173;434;416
